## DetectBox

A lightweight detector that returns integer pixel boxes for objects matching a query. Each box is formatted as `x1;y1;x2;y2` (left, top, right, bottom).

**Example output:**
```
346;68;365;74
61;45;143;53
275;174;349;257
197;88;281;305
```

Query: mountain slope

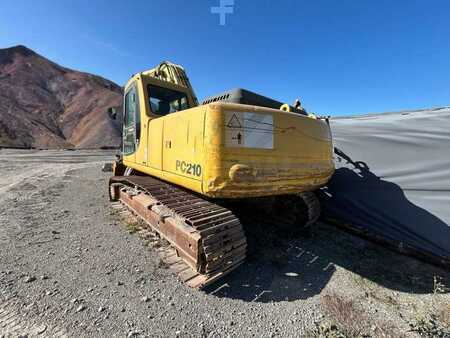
0;45;123;149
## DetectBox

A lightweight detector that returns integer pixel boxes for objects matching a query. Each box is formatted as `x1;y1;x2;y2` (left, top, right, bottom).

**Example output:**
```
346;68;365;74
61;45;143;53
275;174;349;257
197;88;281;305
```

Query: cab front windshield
147;84;189;116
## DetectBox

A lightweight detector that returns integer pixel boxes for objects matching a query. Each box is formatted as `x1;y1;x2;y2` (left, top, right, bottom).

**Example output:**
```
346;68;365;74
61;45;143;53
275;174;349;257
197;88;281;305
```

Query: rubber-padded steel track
109;175;247;288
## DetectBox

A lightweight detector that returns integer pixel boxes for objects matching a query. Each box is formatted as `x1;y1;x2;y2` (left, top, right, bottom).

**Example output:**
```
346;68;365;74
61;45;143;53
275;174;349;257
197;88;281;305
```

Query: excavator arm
142;61;199;106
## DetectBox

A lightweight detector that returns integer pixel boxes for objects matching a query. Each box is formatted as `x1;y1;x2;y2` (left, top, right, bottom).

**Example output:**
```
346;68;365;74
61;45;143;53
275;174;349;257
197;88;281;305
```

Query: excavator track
109;175;321;288
109;175;247;289
229;191;321;232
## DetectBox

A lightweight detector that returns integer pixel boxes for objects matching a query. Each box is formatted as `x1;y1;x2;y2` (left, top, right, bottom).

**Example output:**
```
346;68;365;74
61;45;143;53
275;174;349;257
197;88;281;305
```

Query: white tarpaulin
320;107;450;266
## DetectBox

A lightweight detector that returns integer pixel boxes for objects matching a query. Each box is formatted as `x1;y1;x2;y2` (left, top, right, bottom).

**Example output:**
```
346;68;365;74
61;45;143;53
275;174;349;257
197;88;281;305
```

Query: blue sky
1;0;449;115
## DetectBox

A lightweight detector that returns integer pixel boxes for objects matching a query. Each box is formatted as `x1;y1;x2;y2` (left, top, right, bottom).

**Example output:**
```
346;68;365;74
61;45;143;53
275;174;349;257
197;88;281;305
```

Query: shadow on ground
204;219;449;302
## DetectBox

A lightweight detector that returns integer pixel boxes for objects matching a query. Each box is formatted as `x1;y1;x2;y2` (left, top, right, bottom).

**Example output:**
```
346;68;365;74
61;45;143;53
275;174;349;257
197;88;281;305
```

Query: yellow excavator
109;61;334;288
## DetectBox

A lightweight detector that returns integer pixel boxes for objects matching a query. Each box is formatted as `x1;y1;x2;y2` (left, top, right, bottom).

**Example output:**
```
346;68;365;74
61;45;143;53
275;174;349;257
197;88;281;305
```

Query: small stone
229;320;234;326
141;296;149;302
71;298;78;303
117;281;124;286
76;305;85;313
285;272;299;277
175;330;181;336
36;324;47;334
98;306;105;312
24;276;36;283
45;291;52;296
121;307;126;312
40;275;49;280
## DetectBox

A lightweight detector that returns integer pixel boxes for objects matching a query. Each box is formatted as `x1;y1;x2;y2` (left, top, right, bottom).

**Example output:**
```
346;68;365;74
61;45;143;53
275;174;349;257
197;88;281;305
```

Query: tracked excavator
109;61;334;288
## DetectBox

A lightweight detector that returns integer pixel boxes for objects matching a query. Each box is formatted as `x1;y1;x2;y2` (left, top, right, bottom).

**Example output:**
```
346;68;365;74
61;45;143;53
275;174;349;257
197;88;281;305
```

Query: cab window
147;84;189;116
123;84;140;155
124;89;136;127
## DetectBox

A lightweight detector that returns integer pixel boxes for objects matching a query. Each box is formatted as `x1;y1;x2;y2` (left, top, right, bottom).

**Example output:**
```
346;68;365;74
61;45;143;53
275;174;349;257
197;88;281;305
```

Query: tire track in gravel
0;161;103;245
0;152;113;337
0;165;75;337
0;298;67;337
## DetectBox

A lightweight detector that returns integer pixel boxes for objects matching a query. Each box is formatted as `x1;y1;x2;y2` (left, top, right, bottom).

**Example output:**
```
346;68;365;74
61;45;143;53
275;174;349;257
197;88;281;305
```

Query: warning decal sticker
225;112;273;149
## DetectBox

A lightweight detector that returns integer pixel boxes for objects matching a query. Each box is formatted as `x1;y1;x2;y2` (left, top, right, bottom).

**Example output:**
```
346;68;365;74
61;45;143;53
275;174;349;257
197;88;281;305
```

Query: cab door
122;84;140;162
148;117;163;170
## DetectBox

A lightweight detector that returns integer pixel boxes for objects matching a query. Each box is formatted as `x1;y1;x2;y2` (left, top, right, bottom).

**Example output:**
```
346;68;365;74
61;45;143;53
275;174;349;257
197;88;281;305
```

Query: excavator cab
119;62;197;165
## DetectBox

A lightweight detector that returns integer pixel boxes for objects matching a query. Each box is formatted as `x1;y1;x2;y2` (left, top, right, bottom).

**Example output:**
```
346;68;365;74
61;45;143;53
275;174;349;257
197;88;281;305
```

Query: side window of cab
123;84;141;154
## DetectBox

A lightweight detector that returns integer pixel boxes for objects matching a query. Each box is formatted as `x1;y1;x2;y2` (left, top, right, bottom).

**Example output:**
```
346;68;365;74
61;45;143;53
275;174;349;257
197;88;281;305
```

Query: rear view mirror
107;107;117;120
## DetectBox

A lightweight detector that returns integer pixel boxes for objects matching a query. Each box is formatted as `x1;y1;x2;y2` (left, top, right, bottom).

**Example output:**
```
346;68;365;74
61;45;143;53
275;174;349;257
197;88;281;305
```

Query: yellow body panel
203;103;334;197
147;117;163;170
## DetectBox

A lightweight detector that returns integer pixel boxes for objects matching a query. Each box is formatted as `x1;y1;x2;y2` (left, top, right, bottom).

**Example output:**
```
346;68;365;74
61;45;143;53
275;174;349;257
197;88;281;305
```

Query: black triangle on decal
227;114;242;128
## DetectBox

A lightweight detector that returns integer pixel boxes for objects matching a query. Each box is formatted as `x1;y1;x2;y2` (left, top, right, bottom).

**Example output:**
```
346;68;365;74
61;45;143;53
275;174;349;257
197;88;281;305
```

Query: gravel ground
0;149;448;337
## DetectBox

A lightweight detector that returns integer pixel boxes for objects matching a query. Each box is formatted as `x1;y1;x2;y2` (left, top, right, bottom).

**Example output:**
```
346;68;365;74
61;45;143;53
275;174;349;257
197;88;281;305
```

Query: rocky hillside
0;45;123;149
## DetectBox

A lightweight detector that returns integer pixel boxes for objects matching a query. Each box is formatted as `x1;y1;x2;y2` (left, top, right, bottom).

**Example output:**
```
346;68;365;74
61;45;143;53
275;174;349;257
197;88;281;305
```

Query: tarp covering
321;107;450;265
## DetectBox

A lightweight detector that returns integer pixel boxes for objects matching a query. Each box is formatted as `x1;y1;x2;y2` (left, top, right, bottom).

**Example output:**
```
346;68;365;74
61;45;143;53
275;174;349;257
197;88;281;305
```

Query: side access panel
162;109;206;188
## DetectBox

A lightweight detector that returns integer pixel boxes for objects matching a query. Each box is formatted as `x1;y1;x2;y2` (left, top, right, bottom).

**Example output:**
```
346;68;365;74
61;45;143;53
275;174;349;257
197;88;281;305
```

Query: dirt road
0;149;448;337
